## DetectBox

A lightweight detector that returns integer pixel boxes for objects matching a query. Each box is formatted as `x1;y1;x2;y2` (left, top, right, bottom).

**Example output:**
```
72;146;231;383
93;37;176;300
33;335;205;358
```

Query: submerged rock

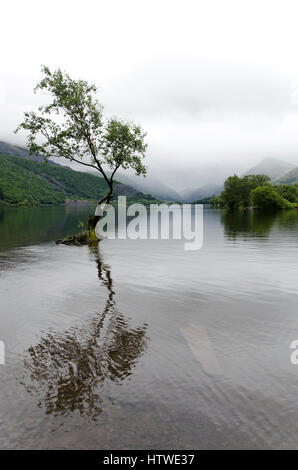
56;230;98;246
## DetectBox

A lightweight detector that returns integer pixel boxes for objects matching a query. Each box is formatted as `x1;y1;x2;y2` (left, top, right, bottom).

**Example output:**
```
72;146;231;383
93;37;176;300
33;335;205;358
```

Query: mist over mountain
111;172;182;202
3;1;298;205
179;183;223;202
277;167;298;185
86;155;298;202
2;140;298;202
242;158;295;181
0;141;59;165
174;158;298;202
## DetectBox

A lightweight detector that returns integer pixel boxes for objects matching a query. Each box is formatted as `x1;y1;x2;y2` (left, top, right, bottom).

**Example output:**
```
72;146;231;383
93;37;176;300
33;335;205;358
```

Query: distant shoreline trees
211;174;298;211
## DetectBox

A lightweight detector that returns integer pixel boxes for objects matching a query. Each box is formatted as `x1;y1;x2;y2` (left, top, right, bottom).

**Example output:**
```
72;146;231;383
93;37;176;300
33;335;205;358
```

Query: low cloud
2;0;298;192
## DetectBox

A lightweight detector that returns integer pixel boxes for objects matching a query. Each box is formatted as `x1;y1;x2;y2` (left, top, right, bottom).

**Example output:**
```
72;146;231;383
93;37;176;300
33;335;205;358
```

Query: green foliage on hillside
211;173;298;211
275;183;298;202
0;154;157;206
0;155;66;205
251;186;293;210
277;167;298;185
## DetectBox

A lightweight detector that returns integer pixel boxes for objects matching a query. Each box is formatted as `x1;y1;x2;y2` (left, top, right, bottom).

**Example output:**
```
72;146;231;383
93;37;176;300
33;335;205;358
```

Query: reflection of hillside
21;245;148;419
221;210;277;240
0;206;95;252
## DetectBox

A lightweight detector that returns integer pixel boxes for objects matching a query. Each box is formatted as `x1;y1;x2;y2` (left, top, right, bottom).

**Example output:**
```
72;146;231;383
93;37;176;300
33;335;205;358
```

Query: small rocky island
56;216;100;246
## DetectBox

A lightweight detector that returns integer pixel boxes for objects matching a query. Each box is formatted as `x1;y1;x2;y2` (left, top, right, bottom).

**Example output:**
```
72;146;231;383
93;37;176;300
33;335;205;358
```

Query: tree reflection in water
221;210;277;240
21;245;148;419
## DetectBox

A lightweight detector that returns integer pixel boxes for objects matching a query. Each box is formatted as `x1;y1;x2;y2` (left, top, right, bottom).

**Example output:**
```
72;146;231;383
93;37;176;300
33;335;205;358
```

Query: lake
0;205;298;449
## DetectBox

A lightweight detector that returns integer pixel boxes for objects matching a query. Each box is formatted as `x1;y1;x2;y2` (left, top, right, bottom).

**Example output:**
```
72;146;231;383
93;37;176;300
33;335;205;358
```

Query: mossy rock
56;230;98;246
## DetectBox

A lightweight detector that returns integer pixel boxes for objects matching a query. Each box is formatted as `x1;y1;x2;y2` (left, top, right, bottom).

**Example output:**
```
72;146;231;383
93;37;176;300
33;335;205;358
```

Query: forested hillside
0;154;157;206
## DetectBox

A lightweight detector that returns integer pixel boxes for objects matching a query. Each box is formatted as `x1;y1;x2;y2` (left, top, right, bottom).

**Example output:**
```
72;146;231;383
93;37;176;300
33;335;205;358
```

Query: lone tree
15;66;147;211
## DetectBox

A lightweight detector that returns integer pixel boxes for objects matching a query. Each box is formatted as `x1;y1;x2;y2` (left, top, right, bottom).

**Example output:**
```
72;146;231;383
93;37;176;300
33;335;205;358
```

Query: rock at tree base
56;231;98;246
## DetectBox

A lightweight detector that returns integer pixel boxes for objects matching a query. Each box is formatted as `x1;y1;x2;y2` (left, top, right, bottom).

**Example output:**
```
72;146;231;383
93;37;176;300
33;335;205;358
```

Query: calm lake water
1;205;298;449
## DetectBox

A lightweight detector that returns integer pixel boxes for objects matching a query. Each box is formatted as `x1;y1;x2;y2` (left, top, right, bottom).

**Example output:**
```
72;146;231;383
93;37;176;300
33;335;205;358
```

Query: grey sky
1;0;298;190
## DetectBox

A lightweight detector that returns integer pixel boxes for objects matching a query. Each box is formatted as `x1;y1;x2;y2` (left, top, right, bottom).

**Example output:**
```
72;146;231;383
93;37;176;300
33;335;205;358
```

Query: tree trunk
94;181;113;215
88;215;100;230
89;180;114;230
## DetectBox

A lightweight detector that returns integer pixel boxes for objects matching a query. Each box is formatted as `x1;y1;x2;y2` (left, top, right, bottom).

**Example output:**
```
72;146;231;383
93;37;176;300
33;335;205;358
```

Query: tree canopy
15;66;147;204
220;174;271;210
211;174;297;211
251;185;292;210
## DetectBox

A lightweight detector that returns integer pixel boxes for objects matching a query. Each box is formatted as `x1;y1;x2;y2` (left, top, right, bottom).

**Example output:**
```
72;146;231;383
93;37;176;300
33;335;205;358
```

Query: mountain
177;158;296;202
0;140;58;164
242;158;296;181
4;141;296;203
180;183;223;202
277;167;298;185
113;172;182;202
0;140;172;202
119;157;297;202
0;153;158;206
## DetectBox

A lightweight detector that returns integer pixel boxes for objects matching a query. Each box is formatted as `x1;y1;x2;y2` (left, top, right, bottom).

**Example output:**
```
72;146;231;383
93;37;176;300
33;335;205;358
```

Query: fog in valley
2;0;298;199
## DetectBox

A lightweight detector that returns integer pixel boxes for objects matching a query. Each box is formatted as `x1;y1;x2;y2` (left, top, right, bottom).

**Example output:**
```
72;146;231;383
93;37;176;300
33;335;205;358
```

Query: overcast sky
2;0;298;190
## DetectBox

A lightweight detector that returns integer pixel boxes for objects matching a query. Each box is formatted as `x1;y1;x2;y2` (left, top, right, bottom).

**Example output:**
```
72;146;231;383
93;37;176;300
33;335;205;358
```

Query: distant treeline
210;174;298;210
